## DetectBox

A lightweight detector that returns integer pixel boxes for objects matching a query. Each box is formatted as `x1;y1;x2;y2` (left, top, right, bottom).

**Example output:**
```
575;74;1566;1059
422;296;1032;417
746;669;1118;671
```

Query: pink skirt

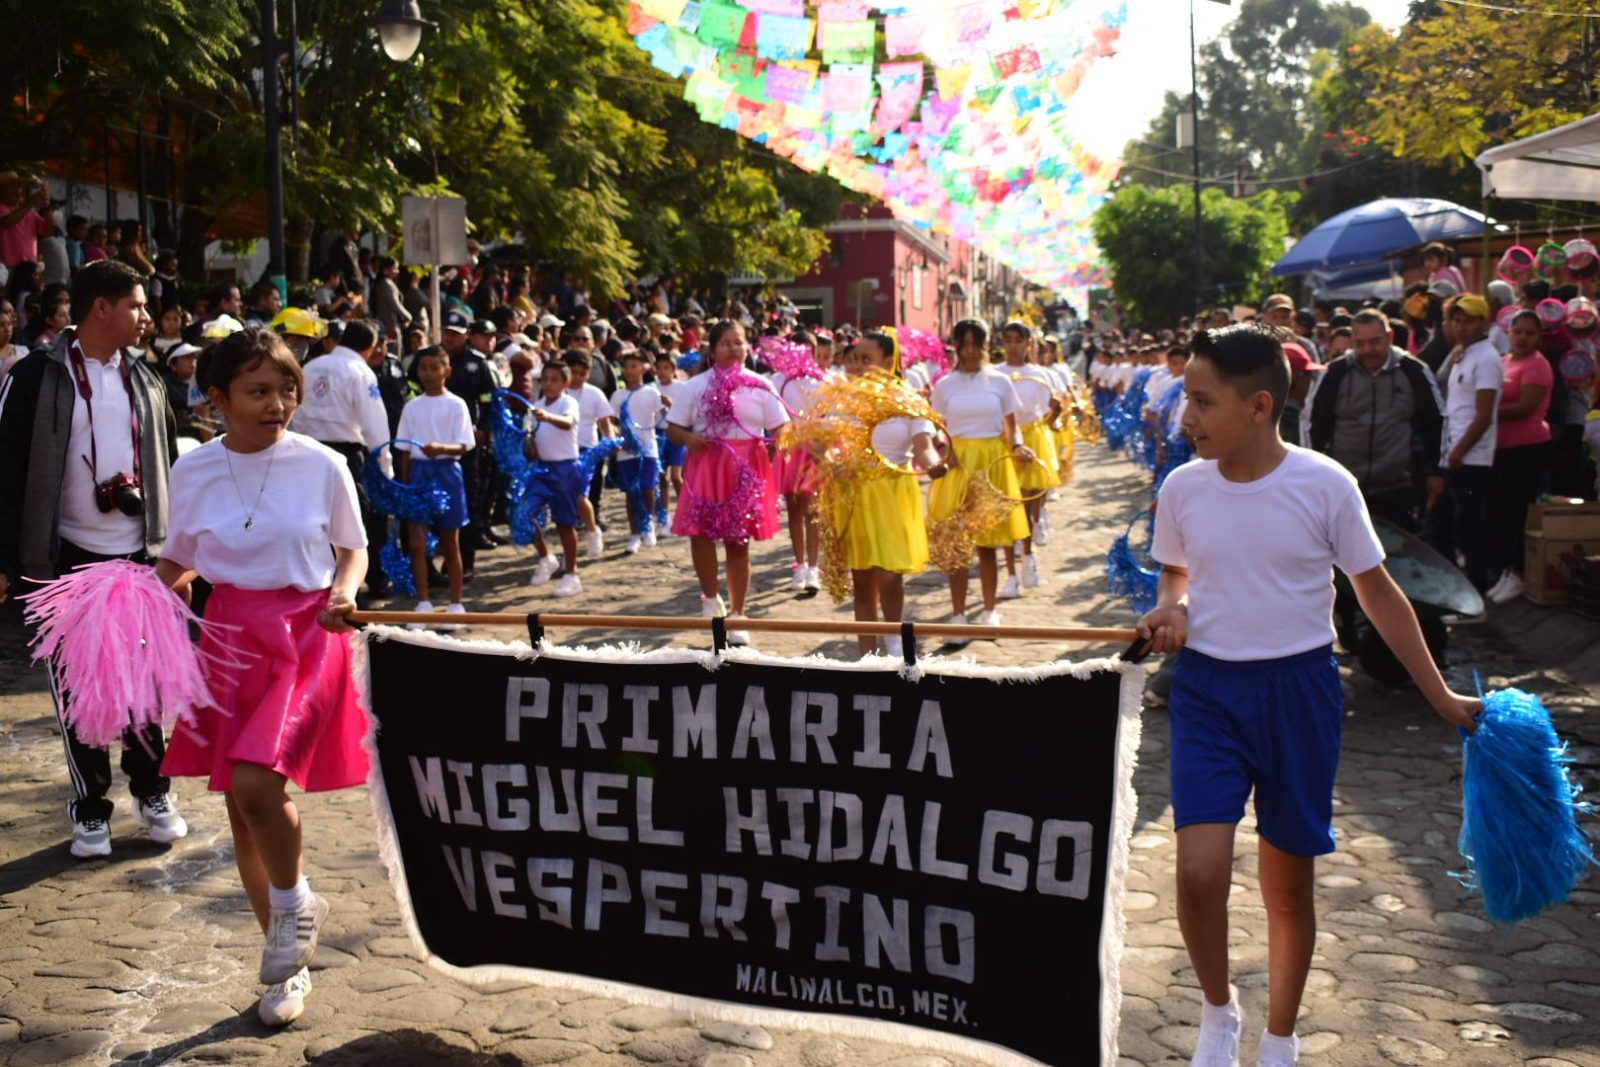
162;585;370;793
773;445;817;496
671;437;781;543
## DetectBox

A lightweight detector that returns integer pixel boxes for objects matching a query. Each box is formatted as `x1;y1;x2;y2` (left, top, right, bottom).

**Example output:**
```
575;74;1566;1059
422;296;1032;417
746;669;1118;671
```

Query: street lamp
260;1;433;297
375;0;436;63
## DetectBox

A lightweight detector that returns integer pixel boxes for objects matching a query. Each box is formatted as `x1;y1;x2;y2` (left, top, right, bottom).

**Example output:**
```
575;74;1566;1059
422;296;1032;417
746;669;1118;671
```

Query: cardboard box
1524;532;1598;605
1525;500;1600;539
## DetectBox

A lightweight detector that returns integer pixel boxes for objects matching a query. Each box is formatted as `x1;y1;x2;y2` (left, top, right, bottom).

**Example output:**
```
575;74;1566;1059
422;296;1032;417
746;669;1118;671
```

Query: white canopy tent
1476;112;1600;202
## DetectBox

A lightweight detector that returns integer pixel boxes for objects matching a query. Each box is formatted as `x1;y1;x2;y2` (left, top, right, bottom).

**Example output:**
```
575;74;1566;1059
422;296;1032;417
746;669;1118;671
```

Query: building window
830;239;844;269
912;264;924;310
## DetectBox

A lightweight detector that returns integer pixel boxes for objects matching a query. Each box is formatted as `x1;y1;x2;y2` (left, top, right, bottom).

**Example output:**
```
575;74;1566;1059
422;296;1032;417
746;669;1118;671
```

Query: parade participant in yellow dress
927;319;1033;626
1000;321;1060;593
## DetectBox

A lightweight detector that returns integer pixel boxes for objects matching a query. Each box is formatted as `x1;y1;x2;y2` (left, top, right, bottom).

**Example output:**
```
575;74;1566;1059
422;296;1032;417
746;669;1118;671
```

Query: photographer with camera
0;258;189;859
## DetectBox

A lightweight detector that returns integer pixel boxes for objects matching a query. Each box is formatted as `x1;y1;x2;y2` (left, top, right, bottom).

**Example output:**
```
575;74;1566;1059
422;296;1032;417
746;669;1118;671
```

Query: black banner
361;632;1140;1066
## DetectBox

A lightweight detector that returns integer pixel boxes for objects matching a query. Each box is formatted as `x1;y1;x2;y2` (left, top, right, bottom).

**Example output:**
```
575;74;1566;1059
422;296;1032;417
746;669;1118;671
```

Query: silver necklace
223;439;276;531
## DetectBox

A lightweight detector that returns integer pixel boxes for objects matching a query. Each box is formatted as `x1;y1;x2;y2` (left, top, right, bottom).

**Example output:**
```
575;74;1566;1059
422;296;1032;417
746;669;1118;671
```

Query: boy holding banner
1136;324;1479;1067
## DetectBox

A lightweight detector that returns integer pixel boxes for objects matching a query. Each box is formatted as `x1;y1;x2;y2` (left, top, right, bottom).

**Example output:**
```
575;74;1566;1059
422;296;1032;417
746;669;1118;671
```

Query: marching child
563;349;615;556
527;361;585;597
654;352;686;527
396;346;474;623
1137;324;1478;1067
611;348;663;553
157;327;370;1027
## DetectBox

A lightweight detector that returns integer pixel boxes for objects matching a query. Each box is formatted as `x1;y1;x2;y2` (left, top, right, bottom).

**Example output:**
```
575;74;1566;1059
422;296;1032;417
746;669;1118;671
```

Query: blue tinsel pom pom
1104;509;1159;614
1457;687;1596;924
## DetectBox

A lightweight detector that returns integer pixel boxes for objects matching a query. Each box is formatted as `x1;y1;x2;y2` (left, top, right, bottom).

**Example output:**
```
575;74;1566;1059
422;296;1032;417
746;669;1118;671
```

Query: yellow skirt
927;436;1030;549
837;471;929;574
1016;419;1061;491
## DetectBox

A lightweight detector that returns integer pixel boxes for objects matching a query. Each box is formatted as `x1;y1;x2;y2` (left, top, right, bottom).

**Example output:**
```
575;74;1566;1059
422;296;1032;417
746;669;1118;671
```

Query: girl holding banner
927;318;1033;627
156;327;369;1028
666;320;789;645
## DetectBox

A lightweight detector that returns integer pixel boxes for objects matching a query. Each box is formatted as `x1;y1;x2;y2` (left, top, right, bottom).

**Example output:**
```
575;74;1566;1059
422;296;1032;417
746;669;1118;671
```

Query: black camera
94;472;143;517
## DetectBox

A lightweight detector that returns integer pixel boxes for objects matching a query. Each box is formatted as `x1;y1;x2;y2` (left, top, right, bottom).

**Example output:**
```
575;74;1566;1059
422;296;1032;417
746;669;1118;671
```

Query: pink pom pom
899;328;949;384
756;336;823;383
21;561;237;748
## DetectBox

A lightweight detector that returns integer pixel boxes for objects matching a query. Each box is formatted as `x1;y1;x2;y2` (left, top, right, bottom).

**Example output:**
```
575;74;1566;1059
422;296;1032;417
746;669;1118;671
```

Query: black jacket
1307;347;1443;496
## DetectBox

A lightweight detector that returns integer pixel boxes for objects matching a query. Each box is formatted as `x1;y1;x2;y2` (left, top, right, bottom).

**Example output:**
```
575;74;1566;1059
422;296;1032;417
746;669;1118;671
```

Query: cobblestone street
1;448;1596;1067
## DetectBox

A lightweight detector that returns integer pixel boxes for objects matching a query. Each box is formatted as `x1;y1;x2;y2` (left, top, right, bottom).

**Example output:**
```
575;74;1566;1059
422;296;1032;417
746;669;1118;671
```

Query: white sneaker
260;893;330;984
69;816;112;859
1190;989;1244;1067
439;603;466;632
585;528;604;555
1022;555;1041;588
1489;571;1524;605
1035;522;1051;546
552;572;582;598
134;793;188;844
804;565;822;592
790;564;808;591
1255;1030;1299;1067
975;608;1002;627
642;529;657;548
529;556;559;585
948;612;968;625
726;614;751;646
1000;574;1021;599
258;966;312;1027
626;535;642;554
880;635;904;658
408;600;434;629
701;594;727;619
1046;489;1061;502
1484;570;1512;601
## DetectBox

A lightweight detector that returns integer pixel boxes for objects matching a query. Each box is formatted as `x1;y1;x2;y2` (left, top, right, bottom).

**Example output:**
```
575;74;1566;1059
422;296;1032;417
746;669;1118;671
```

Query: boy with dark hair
1138;323;1478;1067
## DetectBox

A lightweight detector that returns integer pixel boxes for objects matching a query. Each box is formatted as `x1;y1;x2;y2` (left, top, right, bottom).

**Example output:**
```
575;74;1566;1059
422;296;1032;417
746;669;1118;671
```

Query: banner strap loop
901;621;917;668
527;613;544;648
711;615;728;654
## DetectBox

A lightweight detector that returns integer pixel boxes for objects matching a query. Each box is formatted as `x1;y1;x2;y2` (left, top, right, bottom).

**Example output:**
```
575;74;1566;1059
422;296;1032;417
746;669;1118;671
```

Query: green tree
0;0;836;295
1093;183;1292;326
1122;0;1371;188
1353;0;1599;168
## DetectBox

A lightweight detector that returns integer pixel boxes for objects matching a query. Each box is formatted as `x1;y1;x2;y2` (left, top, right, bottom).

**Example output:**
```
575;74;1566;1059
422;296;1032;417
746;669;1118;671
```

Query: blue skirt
409;457;469;531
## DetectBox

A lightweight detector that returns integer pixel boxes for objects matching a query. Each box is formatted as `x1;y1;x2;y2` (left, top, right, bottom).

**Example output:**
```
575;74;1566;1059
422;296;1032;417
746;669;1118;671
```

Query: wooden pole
348;611;1137;644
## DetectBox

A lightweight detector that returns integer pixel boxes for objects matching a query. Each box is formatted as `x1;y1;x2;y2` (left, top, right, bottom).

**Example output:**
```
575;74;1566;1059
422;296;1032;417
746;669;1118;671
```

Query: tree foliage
1350;1;1600;168
1121;0;1371;185
1093;183;1292;327
0;0;836;294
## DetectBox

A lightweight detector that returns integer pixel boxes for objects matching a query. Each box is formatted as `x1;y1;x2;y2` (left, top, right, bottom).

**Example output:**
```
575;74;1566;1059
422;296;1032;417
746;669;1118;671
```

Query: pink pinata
21;560;236;748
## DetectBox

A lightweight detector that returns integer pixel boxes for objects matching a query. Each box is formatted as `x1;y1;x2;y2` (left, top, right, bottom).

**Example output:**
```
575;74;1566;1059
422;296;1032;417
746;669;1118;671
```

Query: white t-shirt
289;346;393;476
666;369;790;440
654;378;683;431
531;392;581;462
1004;364;1056;423
611;384;662;459
871;416;936;467
163;433;366;592
904;363;932;393
773;373;822;415
395;392;474;455
1143;367;1176;413
931;366;1021;439
57;345;144;556
1152;446;1386;661
572;381;611;448
1437;339;1503;467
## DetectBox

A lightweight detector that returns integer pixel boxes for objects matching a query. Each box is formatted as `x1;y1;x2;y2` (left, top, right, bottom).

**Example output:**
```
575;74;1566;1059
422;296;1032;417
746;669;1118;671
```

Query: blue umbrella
1272;198;1486;276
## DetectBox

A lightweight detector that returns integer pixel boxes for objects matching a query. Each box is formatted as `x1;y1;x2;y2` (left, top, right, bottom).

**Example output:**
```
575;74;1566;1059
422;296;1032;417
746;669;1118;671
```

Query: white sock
1258;1031;1298;1061
268;876;311;912
1202;989;1240;1024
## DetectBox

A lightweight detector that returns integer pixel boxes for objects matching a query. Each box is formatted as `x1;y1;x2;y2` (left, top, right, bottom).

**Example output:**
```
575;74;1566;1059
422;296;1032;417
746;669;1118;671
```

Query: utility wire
1437;0;1600;18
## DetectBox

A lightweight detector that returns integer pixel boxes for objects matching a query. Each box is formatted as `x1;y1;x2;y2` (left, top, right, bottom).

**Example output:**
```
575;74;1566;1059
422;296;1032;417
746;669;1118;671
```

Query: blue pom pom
1457;688;1596;924
1105;509;1159;614
361;441;451;524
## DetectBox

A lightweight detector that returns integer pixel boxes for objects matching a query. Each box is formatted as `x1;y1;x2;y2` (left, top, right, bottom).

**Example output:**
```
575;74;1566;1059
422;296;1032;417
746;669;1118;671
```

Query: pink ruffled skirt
162;585;369;793
671;438;781;543
773;445;817;496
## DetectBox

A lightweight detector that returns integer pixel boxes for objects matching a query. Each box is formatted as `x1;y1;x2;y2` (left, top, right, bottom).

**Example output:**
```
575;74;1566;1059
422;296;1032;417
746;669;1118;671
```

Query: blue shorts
408;457;469;531
531;459;585;529
617;456;660;493
1169;645;1343;856
657;430;687;468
